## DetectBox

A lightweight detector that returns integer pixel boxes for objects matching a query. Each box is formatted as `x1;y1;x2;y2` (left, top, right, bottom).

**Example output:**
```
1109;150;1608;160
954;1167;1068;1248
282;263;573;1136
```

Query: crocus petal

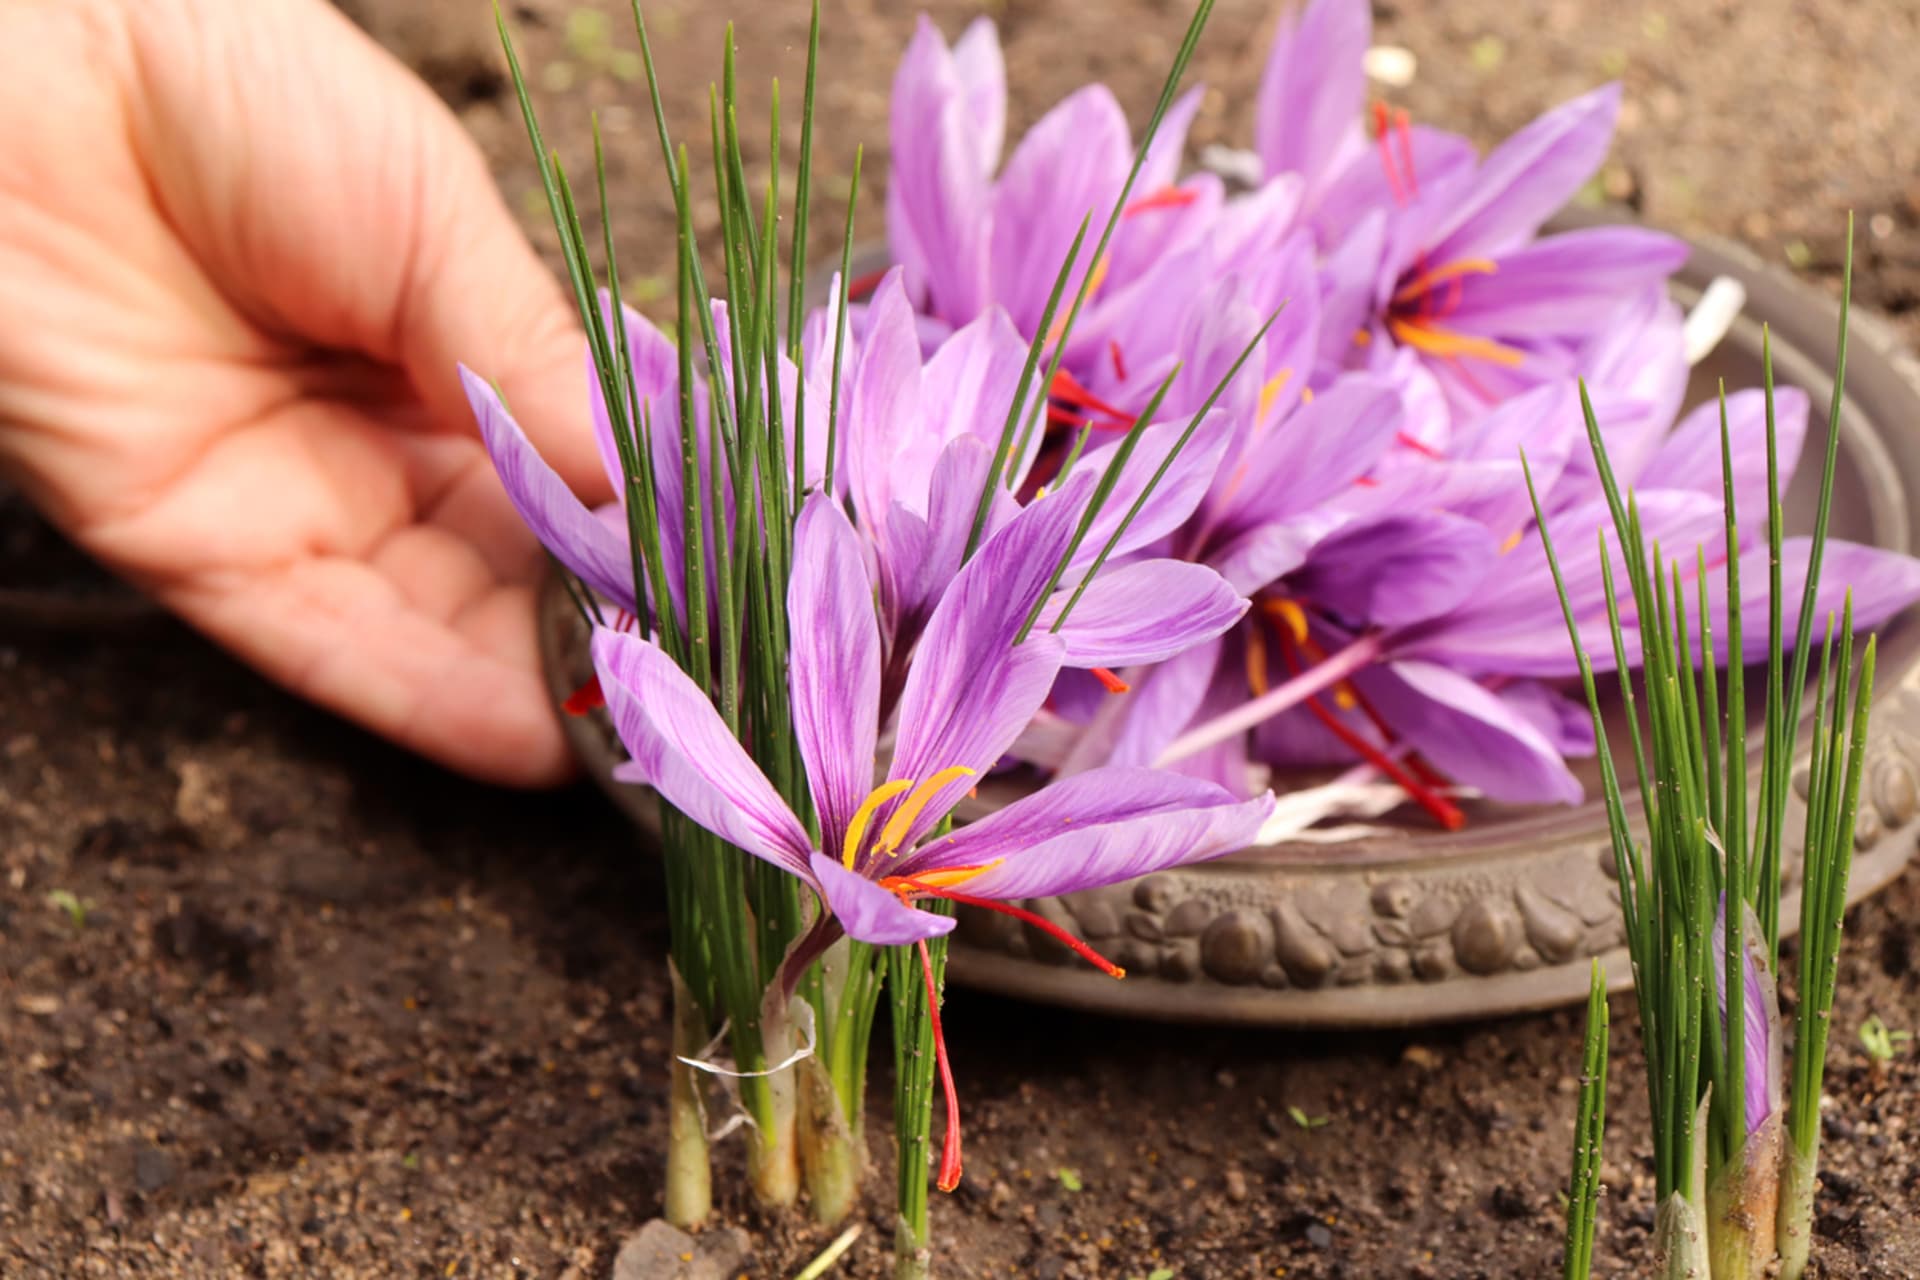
1212;374;1403;534
922;306;1038;487
587;296;684;495
949;16;1006;173
1711;896;1783;1135
1444;227;1691;336
1293;510;1497;630
1089;638;1223;772
901;768;1271;900
1070;409;1236;573
1308;124;1477;250
1427;83;1622;263
848;270;927;526
789;495;884;855
592;629;814;877
1254;0;1370;206
886;477;1088;841
809;852;957;946
887;18;991;321
989;85;1132;334
1041;560;1248;666
463;366;636;612
1357;660;1584;805
1644;387;1809;521
1713;537;1920;660
1208;520;1320;595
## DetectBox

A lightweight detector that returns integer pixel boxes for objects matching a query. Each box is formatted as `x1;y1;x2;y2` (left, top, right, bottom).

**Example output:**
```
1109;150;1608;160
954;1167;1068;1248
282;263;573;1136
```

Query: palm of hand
0;0;602;784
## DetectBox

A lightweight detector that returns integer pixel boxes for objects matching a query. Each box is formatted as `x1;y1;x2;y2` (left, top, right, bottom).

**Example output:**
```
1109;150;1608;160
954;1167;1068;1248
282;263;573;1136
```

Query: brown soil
6;2;1920;1278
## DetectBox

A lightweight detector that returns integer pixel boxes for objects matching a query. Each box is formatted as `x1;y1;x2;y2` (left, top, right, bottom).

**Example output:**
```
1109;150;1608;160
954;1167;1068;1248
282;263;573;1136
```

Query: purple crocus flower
1254;0;1690;425
1711;896;1783;1142
886;14;1215;345
594;489;1272;1189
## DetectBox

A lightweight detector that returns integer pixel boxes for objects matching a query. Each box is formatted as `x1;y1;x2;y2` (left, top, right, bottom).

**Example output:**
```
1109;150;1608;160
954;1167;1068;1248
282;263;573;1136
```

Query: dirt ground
5;1;1920;1277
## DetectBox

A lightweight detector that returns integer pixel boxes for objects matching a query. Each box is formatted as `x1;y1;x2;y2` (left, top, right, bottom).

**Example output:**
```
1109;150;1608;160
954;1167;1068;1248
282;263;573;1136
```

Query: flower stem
665;961;712;1229
1154;632;1381;766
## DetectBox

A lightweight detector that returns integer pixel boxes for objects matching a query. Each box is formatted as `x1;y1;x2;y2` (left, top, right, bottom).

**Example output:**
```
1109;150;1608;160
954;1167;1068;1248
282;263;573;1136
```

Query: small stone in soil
1306;1223;1333;1249
132;1145;176;1195
611;1220;744;1280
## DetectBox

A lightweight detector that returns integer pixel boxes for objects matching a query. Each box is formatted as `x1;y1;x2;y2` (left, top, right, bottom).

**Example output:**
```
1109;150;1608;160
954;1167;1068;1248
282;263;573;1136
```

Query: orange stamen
1391;258;1500;306
1385;317;1528;368
1091;667;1131;695
915;939;965;1193
563;676;606;716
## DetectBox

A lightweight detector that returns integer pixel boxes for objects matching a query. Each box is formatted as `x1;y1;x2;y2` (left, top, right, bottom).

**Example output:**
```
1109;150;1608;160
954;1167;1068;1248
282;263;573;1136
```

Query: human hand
0;0;602;785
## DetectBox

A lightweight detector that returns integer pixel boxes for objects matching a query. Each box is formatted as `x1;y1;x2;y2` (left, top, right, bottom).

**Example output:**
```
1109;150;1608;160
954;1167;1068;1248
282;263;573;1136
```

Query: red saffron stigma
1109;340;1129;382
1122;185;1200;217
1394;109;1418;198
563;676;606;716
1394;431;1445;460
1050;369;1137;427
847;269;887;301
916;938;965;1193
1091;667;1131;695
935;892;1127;979
1373;102;1407;206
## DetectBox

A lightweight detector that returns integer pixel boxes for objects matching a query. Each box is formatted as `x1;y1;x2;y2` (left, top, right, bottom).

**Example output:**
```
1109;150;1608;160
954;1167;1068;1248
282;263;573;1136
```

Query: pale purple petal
1711;896;1783;1136
588;296;684;495
1309;125;1476;249
1211;374;1403;535
950;17;1006;173
463;366;636;612
1428;83;1622;263
1444;228;1690;335
1069;409;1236;572
1096;639;1223;771
848;270;927;526
1041;560;1248;666
810;852;956;946
1712;537;1920;660
885;477;1088;840
1644;387;1809;521
989;85;1132;334
1293;510;1497;629
922;306;1036;485
789;495;884;853
1209;521;1319;594
592;629;814;877
899;768;1272;899
1254;0;1370;205
888;18;991;321
1357;660;1583;805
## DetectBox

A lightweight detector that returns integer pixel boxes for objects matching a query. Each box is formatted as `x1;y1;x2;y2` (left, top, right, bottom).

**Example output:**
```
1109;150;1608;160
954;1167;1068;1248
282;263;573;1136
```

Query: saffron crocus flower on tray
594;490;1272;1184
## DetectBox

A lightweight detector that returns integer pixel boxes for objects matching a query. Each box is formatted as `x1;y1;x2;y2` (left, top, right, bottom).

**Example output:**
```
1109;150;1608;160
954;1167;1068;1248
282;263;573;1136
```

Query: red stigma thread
1091;667;1131;695
1373;102;1407;207
1049;369;1138;434
1395;109;1418;198
1394;431;1445;460
1122;186;1200;217
563;675;606;716
1271;621;1465;831
1109;340;1129;383
916;938;965;1193
936;892;1127;978
847;269;888;302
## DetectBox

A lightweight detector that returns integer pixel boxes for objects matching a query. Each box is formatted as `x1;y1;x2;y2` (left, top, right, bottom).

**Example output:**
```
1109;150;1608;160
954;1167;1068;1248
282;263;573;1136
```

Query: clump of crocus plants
1547;225;1876;1280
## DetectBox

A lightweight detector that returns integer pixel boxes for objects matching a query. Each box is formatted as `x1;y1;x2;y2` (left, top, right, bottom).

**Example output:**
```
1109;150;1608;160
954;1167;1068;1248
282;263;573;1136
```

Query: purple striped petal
1254;0;1370;206
989;85;1133;334
592;629;814;878
1357;660;1583;805
789;495;883;855
885;477;1087;840
463;366;636;612
1070;409;1236;572
950;17;1006;173
1427;83;1622;263
1645;387;1809;521
1711;896;1783;1136
1041;560;1248;666
809;852;956;946
848;270;927;526
1294;510;1496;630
1212;374;1403;535
887;18;992;321
1443;228;1690;336
1709;537;1920;660
899;767;1271;899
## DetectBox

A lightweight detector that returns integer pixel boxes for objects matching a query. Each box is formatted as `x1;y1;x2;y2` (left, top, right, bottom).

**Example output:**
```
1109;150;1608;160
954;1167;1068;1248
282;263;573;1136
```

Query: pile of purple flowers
884;0;1920;816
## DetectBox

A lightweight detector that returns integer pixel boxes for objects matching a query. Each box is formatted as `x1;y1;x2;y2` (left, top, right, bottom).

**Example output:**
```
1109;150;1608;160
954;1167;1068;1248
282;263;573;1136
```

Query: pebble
1225;1168;1249;1202
1306;1223;1333;1249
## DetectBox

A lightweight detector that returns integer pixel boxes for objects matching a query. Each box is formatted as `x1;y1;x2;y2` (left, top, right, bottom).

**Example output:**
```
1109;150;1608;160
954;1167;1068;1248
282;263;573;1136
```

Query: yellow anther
874;766;977;856
1333;682;1360;711
1386;317;1526;368
1256;368;1294;422
1264;598;1311;647
900;860;1005;892
1244;620;1271;697
1391;257;1499;305
1352;328;1373;347
842;779;914;868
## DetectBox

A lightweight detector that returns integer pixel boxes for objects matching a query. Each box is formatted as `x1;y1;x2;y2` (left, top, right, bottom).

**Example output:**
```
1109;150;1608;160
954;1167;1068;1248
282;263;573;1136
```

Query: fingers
165;556;575;788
